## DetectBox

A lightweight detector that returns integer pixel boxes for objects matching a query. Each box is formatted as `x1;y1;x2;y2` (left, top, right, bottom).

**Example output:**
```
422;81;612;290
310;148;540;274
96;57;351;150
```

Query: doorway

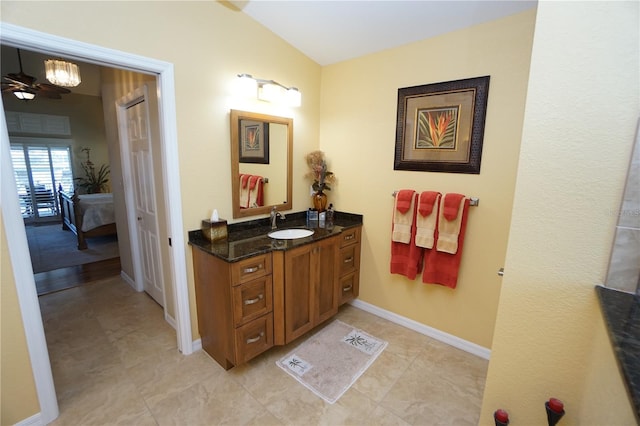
0;22;192;425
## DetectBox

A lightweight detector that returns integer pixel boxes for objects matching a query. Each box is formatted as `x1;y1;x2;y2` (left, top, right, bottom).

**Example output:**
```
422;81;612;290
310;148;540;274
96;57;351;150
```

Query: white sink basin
268;228;314;240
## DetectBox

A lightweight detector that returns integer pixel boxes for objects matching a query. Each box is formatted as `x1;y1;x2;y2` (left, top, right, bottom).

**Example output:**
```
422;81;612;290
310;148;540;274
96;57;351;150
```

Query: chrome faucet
270;206;285;229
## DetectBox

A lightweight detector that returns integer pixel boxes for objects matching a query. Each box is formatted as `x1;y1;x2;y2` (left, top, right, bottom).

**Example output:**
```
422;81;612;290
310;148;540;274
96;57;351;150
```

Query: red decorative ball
548;398;564;413
495;409;509;422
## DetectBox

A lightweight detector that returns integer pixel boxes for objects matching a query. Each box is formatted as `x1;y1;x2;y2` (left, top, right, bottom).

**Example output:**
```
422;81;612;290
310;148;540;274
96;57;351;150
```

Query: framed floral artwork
239;119;270;164
394;76;490;174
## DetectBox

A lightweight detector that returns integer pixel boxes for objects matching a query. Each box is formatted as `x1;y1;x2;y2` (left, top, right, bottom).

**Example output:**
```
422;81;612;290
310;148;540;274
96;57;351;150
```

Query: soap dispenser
326;204;335;224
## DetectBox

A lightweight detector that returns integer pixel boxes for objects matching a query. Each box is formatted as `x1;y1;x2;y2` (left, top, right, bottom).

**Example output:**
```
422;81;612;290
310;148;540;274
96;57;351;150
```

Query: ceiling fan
1;48;71;100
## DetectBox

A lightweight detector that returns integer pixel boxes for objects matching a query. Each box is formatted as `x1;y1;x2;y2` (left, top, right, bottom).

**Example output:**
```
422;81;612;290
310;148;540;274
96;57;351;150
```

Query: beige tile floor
40;276;488;425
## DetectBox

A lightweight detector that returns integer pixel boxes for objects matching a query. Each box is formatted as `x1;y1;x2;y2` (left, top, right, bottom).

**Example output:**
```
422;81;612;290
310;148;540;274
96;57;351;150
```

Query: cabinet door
315;236;340;324
284;244;314;342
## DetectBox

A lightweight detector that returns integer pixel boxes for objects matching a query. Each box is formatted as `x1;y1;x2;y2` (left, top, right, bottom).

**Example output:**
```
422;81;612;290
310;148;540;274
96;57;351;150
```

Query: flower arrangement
305;150;335;192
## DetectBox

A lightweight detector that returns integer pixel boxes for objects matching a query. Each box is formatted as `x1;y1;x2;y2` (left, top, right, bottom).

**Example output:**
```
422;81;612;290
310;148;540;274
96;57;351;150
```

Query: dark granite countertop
595;285;640;422
188;210;363;263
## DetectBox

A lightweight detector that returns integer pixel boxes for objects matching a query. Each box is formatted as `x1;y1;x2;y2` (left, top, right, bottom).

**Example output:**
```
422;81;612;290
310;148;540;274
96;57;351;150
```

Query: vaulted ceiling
234;0;537;65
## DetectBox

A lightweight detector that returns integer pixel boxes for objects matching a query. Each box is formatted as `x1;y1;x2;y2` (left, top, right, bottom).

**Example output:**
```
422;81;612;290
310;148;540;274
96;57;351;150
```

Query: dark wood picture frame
239;119;270;164
394;76;490;174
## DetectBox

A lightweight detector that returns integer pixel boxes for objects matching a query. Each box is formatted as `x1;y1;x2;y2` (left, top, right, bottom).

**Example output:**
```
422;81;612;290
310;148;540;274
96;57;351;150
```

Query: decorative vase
312;190;328;212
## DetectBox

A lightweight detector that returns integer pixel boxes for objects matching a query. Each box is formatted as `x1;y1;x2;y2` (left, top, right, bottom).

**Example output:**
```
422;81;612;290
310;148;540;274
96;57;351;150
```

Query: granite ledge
595;285;640;423
188;210;363;263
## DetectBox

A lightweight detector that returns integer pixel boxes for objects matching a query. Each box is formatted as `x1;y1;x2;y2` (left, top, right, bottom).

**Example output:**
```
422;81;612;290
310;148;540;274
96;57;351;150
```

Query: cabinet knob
343;256;353;263
342;285;353;292
344;234;355;241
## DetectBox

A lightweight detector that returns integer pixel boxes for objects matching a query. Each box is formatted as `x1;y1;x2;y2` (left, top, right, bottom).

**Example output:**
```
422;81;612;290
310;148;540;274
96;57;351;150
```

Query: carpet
276;320;388;404
26;223;119;273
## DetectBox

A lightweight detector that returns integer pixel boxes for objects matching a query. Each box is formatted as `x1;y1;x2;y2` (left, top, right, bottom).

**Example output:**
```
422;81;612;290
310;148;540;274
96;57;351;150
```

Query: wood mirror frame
230;109;293;219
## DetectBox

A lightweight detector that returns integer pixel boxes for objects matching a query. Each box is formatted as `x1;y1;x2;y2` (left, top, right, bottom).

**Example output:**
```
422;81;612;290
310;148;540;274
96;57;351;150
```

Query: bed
59;190;117;250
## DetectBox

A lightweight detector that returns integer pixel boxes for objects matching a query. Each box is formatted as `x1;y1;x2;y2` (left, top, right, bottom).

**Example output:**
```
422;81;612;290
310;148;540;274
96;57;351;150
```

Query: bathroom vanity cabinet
190;218;362;370
192;250;274;370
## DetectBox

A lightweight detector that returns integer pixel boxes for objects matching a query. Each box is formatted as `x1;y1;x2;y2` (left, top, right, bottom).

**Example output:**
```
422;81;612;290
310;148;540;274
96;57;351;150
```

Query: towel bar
391;191;479;206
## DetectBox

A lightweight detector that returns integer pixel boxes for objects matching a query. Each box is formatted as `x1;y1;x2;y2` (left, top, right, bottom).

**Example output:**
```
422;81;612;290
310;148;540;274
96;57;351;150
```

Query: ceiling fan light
14;90;35;100
44;59;81;87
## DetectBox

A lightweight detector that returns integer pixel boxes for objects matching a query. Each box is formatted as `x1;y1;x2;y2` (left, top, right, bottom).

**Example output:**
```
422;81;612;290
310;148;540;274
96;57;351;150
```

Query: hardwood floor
35;257;121;296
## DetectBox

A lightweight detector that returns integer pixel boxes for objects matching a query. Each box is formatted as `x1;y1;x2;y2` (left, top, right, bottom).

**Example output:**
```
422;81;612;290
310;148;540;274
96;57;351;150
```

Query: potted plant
74;147;110;193
75;162;110;194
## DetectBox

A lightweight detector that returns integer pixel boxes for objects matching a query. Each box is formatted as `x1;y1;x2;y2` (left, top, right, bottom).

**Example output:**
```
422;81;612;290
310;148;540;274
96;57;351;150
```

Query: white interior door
118;87;164;306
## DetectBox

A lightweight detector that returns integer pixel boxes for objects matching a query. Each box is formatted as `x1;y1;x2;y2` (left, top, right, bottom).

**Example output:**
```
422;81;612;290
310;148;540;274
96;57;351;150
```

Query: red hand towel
418;191;439;217
249;175;258;190
256;179;264;207
422;198;470;289
390;195;423;280
241;174;250;189
443;193;465;221
392;190;416;243
415;192;441;249
395;190;414;214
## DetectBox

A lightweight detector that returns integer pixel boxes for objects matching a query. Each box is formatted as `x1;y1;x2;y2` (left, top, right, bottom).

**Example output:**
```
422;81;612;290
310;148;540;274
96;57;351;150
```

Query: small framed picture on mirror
239;119;270;164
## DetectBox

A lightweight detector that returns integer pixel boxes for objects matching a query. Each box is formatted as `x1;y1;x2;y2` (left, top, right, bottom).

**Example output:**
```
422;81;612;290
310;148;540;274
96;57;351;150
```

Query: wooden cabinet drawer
339;271;359;305
339;227;360;248
232;275;273;327
339;244;360;276
231;253;272;285
234;313;274;364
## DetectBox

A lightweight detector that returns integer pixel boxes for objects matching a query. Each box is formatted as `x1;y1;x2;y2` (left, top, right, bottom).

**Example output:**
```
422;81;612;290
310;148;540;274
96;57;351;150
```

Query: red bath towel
422;198;470;288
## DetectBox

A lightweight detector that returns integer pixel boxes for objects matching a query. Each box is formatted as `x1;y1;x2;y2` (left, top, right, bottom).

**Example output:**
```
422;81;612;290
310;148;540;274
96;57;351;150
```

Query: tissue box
201;219;227;242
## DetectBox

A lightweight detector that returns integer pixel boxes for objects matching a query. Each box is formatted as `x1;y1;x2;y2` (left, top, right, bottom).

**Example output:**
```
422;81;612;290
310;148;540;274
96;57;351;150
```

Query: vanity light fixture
44;59;81;87
237;73;301;107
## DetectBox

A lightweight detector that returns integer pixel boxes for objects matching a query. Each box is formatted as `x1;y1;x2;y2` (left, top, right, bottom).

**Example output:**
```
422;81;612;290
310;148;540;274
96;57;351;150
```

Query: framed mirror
230;110;293;219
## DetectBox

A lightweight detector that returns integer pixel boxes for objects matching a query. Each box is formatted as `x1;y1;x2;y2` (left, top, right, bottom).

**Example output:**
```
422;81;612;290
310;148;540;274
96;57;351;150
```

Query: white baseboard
349;299;491;360
15;412;43;426
120;271;136;290
192;338;202;353
165;312;177;329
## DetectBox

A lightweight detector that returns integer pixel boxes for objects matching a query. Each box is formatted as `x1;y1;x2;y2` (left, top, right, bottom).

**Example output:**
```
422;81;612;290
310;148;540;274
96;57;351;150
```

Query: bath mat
276;320;387;404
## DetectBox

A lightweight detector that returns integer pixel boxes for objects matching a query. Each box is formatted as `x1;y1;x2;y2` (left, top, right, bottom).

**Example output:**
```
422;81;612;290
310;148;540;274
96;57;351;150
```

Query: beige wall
480;1;639;424
0;0;321;379
1;212;40;424
320;10;536;348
